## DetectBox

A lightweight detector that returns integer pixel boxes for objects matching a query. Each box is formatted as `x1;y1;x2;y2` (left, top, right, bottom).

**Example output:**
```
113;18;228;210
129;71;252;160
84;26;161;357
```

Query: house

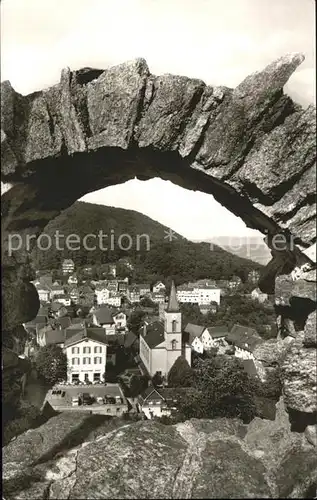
108;263;116;277
50;302;68;318
37;325;66;348
68;274;78;286
226;325;264;360
106;292;122;308
183;323;205;354
127;286;140;303
248;270;261;284
78;285;95;306
118;281;128;293
95;284;110;305
124;331;139;352
49;315;72;330
139;281;191;378
112;311;127;331
24;315;48;336
50;282;65;299
54;294;71;306
64;328;108;383
176;284;221;306
105;280;119;292
251;288;268;304
151;292;165;304
69;287;80;304
137;387;187;419
199;301;218;315
36;285;51;302
152;281;166;293
138;284;151;296
201;326;229;352
228;275;242;291
62;259;75;275
137;387;169;419
91;306;116;334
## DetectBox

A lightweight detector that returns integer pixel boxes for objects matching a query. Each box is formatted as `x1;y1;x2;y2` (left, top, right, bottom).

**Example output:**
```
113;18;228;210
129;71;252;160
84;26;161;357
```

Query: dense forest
31;201;263;285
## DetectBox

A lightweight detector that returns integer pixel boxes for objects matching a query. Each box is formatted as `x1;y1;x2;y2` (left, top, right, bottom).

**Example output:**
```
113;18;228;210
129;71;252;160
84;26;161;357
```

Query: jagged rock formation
1;53;316;491
2;400;317;499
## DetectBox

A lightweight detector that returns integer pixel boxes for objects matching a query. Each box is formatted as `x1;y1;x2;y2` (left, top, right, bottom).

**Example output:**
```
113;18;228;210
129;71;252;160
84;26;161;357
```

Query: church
139;281;192;379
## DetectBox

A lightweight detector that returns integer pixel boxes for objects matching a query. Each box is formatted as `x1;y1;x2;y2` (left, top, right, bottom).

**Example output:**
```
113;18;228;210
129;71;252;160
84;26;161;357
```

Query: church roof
167;280;179;312
143;321;165;348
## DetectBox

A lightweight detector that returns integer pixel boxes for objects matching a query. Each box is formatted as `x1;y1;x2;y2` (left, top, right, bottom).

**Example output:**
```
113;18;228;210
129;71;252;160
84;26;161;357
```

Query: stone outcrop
1;53;316;476
3;401;317;499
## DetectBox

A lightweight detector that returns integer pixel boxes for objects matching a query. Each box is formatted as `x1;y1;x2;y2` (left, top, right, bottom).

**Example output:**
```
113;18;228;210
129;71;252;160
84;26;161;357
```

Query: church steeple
167;280;179;312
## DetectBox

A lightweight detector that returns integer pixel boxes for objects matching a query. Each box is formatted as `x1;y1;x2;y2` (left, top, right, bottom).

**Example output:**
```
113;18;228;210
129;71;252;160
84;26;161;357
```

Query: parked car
96;396;104;404
81;393;93;405
72;396;80;407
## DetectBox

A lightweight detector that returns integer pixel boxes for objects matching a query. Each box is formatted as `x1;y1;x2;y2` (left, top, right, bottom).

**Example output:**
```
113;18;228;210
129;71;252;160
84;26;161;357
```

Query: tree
168;356;194;387
176;355;258;423
139;296;156;308
152;371;163;387
127;310;146;335
34;345;67;386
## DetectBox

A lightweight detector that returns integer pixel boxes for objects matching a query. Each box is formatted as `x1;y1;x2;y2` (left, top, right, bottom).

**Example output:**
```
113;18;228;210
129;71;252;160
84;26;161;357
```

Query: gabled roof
242;359;258;378
93;306;115;324
26;315;48;327
124;331;138;348
139;387;165;404
45;328;66;345
51;302;66;312
64;327;107;347
184;323;205;338
38;306;49;317
143;321;165;348
49;316;72;330
206;326;229;338
227;324;263;352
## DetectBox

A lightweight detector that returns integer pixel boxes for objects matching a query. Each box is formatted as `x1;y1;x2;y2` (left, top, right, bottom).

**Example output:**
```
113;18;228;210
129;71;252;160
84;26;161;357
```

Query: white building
112;311;127;331
62;259;75;275
177;285;221;306
91;306;116;335
184;324;205;354
139;281;191;379
55;295;71;306
152;281;166;293
226;325;264;361
95;284;110;305
64;329;108;383
106;293;122;308
68;274;78;286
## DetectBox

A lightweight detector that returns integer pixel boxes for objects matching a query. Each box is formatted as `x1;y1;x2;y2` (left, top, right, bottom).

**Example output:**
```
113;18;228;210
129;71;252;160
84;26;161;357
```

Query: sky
1;0;315;240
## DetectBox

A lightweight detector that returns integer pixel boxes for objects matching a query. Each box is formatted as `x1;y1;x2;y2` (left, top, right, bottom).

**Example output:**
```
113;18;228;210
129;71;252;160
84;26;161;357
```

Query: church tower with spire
164;281;183;374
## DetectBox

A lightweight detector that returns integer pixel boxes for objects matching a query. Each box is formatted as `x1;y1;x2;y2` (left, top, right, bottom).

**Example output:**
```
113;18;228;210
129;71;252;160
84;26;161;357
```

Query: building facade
65;331;108;383
139;281;191;378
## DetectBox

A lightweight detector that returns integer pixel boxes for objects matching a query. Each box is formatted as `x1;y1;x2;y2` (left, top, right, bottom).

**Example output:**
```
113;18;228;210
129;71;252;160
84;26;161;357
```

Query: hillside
193;237;271;266
31;201;262;284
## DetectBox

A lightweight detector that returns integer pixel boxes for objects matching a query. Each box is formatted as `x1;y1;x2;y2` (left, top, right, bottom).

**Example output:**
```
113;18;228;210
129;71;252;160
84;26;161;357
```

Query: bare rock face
3;405;316;499
0;54;316;455
281;333;317;413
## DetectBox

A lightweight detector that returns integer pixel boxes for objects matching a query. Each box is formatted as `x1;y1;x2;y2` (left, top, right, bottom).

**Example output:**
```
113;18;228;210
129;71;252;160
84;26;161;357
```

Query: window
71;347;79;354
94;346;102;353
72;358;80;365
93;372;100;381
171;339;177;350
83;357;91;365
94;357;102;364
83;346;91;354
172;320;177;332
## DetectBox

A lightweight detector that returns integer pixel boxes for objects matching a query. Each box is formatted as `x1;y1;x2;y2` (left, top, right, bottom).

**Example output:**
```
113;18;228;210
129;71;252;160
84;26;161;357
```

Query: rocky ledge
3;400;317;499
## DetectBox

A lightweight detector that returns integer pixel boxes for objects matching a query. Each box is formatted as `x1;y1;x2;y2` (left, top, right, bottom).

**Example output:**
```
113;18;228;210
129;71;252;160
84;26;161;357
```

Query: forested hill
31;201;263;284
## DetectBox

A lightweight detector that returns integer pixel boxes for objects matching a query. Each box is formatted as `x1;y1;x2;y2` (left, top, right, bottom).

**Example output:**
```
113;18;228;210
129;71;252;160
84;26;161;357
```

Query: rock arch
1;54;316;417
